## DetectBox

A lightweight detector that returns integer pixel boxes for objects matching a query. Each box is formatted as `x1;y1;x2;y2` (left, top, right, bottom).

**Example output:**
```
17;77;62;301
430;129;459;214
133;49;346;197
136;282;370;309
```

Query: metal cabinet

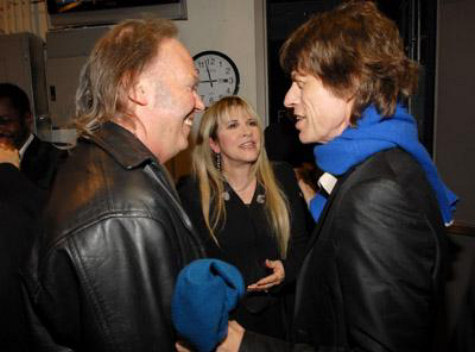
45;26;109;128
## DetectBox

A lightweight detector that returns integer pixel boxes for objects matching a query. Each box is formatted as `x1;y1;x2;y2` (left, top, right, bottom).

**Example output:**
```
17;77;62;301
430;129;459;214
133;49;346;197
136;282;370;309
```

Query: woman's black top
178;162;309;338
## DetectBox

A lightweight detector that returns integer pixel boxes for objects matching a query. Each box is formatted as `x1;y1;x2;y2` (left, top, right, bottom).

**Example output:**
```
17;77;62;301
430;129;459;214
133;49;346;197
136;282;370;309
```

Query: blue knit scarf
309;104;458;226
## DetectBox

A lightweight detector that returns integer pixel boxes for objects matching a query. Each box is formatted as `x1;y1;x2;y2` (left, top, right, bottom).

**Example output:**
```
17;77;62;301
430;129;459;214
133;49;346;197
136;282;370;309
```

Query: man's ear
128;82;148;107
209;137;221;154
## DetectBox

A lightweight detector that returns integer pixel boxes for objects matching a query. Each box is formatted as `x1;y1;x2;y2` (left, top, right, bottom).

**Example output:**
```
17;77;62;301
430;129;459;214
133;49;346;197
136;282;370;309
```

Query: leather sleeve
24;215;184;352
333;177;438;351
22;250;79;352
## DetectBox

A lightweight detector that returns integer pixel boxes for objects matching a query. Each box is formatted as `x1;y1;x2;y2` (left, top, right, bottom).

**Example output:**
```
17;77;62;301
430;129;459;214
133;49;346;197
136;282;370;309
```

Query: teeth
184;117;193;126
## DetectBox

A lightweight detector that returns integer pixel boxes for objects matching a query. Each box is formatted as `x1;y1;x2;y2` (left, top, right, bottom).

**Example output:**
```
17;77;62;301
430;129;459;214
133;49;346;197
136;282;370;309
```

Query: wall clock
193;50;240;107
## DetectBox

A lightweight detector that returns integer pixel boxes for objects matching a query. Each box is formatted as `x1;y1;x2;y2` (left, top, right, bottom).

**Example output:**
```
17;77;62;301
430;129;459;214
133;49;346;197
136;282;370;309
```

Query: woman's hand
247;259;285;292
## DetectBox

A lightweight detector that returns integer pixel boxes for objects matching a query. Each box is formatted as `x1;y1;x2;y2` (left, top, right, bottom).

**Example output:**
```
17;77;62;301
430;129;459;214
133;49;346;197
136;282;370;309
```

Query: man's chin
182;139;189;150
177;136;189;152
182;127;192;141
298;132;310;144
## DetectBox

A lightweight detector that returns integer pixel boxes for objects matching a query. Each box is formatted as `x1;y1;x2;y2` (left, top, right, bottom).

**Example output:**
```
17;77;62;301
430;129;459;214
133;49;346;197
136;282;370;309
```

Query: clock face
193;51;240;107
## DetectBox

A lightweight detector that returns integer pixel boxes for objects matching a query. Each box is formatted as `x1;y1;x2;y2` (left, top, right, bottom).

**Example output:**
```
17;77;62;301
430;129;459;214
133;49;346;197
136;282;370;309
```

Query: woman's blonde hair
192;96;291;257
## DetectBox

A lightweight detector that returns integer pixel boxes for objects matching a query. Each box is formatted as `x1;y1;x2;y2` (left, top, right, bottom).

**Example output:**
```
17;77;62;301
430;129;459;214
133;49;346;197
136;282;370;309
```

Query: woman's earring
215;152;222;172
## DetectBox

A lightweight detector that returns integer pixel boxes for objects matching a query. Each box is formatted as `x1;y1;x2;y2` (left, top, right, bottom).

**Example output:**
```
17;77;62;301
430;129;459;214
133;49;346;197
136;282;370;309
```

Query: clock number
193;51;240;107
205;58;216;66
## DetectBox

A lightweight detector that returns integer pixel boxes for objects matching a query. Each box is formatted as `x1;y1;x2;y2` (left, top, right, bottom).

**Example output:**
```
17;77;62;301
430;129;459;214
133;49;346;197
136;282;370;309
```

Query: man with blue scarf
211;2;458;352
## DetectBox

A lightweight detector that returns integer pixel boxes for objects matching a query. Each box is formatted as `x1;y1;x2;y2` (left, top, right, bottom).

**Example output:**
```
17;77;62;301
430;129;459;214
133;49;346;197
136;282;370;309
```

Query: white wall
176;0;267;120
170;0;268;179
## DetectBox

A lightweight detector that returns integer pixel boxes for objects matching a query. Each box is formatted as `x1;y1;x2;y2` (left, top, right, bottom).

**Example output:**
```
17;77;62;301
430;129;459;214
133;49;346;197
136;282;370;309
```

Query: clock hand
201;80;218;83
205;61;214;88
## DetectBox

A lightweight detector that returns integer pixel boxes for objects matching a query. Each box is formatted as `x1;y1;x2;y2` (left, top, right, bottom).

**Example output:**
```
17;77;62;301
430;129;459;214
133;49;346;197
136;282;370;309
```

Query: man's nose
194;92;205;111
284;83;298;108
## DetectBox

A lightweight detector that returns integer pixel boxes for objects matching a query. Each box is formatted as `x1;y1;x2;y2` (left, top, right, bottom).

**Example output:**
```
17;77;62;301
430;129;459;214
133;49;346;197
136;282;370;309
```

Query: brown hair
193;96;291;258
280;0;419;123
74;18;178;134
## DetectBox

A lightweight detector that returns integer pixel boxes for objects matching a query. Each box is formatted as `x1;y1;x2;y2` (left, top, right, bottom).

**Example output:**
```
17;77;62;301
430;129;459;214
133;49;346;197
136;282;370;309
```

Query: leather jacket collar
82;121;156;170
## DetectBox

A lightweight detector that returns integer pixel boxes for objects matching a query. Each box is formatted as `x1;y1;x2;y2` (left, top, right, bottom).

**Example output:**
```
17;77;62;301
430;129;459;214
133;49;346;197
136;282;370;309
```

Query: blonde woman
178;96;309;338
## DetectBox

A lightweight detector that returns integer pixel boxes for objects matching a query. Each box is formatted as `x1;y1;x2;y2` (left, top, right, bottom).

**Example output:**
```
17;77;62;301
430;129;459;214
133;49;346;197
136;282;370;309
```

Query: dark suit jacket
0;163;45;351
20;135;67;191
240;148;448;352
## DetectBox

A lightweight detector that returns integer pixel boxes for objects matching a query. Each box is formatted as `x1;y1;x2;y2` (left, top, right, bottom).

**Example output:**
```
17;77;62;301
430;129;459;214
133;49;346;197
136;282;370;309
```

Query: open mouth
240;141;256;149
294;116;306;129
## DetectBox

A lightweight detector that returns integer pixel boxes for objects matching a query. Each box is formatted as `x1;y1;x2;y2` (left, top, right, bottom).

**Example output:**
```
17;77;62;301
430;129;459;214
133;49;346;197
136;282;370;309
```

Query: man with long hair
23;18;205;351
208;2;456;351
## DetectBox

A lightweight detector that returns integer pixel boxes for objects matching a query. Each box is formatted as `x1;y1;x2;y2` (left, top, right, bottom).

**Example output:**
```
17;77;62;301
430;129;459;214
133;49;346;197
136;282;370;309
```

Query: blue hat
171;259;245;352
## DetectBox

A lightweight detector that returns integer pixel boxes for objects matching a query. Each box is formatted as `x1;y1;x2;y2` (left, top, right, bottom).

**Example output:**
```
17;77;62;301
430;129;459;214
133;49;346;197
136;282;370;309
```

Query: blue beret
171;259;245;352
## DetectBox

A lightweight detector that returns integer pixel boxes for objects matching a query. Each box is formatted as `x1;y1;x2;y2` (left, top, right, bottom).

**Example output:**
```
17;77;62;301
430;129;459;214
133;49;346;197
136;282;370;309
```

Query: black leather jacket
240;149;448;352
22;122;204;351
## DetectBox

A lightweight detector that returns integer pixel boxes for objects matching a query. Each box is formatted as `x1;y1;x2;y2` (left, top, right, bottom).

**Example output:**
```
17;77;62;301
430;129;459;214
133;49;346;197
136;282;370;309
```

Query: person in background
264;109;315;170
264;110;321;229
0;118;44;352
22;18;205;351
211;1;458;351
178;96;309;339
0;83;66;192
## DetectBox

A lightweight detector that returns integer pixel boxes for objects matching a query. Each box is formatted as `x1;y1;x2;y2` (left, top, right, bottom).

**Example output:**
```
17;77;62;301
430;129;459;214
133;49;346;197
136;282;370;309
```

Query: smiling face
134;38;204;163
0;97;31;148
284;71;354;144
209;107;261;171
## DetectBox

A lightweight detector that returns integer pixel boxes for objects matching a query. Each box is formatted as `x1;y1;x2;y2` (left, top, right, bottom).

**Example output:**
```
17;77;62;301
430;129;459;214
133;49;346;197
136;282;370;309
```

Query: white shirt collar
318;172;338;196
19;133;34;161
